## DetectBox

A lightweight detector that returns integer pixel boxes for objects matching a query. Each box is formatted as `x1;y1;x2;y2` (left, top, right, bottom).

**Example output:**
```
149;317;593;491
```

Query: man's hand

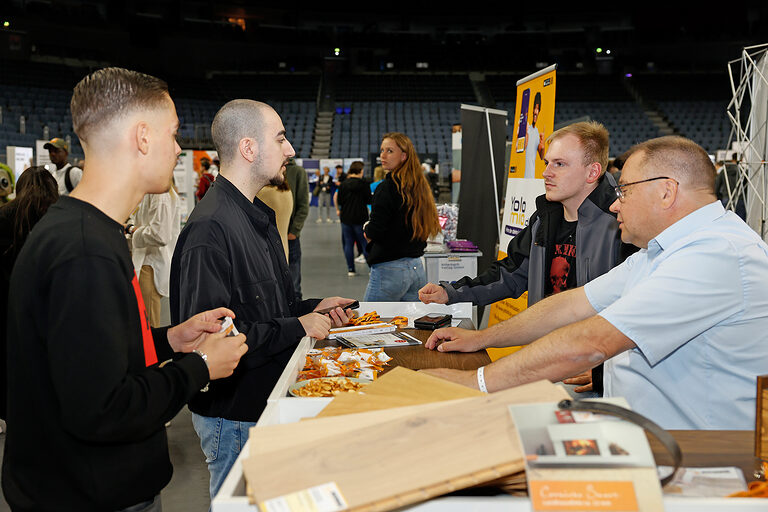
425;327;485;353
299;312;332;339
419;368;478;390
196;332;248;380
167;307;236;353
314;297;356;327
562;369;593;393
287;233;297;241
418;283;449;304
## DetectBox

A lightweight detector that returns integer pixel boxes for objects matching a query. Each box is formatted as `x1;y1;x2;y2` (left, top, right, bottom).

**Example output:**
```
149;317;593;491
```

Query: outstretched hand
563;369;593;393
424;327;485;353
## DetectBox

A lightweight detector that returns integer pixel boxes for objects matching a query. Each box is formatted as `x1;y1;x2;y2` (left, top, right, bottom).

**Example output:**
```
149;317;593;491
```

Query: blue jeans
288;236;302;301
341;223;367;271
364;257;426;301
191;413;257;501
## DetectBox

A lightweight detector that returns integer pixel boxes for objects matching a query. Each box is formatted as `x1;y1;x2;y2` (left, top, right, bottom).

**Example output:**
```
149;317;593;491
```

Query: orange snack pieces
391;316;408;327
347;311;381;325
292;377;367;397
296;347;391;382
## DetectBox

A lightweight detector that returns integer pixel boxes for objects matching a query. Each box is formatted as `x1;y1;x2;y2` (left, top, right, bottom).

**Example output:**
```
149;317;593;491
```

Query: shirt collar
214;175;274;228
649;200;725;254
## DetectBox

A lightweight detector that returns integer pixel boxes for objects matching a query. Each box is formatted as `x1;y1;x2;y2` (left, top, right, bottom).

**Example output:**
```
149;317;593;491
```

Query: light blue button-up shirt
584;201;768;429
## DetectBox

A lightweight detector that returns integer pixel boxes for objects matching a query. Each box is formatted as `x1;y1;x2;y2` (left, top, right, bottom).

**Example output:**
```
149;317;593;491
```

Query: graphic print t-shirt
546;219;577;295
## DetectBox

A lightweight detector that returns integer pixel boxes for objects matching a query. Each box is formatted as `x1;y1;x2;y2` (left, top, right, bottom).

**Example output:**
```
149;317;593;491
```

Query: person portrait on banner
524;91;546;179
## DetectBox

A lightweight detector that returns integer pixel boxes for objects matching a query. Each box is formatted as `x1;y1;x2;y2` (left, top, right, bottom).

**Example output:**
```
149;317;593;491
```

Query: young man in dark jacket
170;99;354;500
419;121;636;394
2;67;248;512
336;160;371;275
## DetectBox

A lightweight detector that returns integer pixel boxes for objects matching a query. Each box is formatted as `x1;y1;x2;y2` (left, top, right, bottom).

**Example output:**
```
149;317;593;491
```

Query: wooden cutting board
244;380;568;511
315;366;483;418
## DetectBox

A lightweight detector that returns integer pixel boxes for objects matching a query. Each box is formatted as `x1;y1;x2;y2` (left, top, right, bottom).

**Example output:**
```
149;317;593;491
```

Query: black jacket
446;173;635;306
170;176;320;422
3;197;209;512
337;176;371;225
364;174;426;265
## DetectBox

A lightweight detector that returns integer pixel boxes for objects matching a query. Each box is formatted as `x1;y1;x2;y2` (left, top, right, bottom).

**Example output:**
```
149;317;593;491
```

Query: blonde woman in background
126;177;182;326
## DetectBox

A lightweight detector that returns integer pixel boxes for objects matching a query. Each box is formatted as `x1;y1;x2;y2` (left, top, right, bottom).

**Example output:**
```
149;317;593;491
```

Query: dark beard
269;173;285;186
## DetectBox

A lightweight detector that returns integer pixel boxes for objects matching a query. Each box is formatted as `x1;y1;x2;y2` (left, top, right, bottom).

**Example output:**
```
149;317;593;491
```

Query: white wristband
476;366;488;393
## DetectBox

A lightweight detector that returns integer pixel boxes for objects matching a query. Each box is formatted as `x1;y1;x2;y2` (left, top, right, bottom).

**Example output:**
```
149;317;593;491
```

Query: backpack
64;165;81;193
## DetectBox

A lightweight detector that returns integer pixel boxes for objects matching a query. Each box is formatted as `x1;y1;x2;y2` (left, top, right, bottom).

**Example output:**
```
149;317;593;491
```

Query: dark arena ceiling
1;1;766;78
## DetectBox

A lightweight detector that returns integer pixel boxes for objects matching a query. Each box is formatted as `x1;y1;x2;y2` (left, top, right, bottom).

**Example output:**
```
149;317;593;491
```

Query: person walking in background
426;163;440;201
284;157;309;301
363;132;441;301
0;166;58;432
196;159;216;202
316;166;333;222
126;177;182;327
337;161;371;276
44;137;83;196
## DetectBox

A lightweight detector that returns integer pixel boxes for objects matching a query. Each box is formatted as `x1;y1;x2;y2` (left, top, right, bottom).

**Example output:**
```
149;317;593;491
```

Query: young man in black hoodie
2;67;248;512
419;121;635;395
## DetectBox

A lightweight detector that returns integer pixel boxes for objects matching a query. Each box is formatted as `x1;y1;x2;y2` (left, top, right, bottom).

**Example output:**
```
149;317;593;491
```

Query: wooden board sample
315;366;483;418
244;380;568;511
249;399;470;456
757;375;768;458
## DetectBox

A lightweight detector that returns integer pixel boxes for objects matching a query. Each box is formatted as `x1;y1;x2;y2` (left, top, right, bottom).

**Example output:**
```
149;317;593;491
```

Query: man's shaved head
211;99;274;166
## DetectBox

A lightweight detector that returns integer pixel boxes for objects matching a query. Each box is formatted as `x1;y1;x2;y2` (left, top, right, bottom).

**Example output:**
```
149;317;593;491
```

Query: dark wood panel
317;319;490;373
648;430;761;483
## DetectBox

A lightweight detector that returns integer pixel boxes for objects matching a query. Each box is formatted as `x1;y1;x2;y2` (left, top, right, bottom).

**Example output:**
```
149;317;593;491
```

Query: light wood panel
244;380;568;511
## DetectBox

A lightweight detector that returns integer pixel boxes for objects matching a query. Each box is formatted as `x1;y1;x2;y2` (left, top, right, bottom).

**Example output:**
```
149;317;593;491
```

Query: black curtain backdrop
457;106;508;275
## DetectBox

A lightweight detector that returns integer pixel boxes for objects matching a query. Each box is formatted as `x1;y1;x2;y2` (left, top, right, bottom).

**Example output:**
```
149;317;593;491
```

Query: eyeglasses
614;176;677;201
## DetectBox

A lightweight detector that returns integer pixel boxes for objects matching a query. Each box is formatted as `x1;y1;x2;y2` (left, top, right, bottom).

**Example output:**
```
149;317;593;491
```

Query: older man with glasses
422;135;768;430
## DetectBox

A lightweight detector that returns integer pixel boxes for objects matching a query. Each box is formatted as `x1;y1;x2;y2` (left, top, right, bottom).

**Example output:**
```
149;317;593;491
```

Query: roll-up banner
486;65;556;362
457;105;509;277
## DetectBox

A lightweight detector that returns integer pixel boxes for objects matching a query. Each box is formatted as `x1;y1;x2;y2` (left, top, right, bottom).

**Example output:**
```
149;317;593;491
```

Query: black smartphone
414;314;452;330
314;300;360;315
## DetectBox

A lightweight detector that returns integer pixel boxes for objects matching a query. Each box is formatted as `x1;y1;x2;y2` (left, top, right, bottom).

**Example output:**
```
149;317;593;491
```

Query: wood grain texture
315;366;483;418
757;375;767;459
646;430;758;482
244;380;569;510
315;322;491;373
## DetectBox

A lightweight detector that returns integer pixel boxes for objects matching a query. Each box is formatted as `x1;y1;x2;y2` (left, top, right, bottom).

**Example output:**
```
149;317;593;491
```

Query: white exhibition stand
211;302;765;511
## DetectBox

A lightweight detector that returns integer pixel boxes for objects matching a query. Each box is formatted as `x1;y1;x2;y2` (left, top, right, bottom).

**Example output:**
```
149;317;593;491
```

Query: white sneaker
347;271;356;276
325;218;333;223
316;218;323;223
355;255;366;263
